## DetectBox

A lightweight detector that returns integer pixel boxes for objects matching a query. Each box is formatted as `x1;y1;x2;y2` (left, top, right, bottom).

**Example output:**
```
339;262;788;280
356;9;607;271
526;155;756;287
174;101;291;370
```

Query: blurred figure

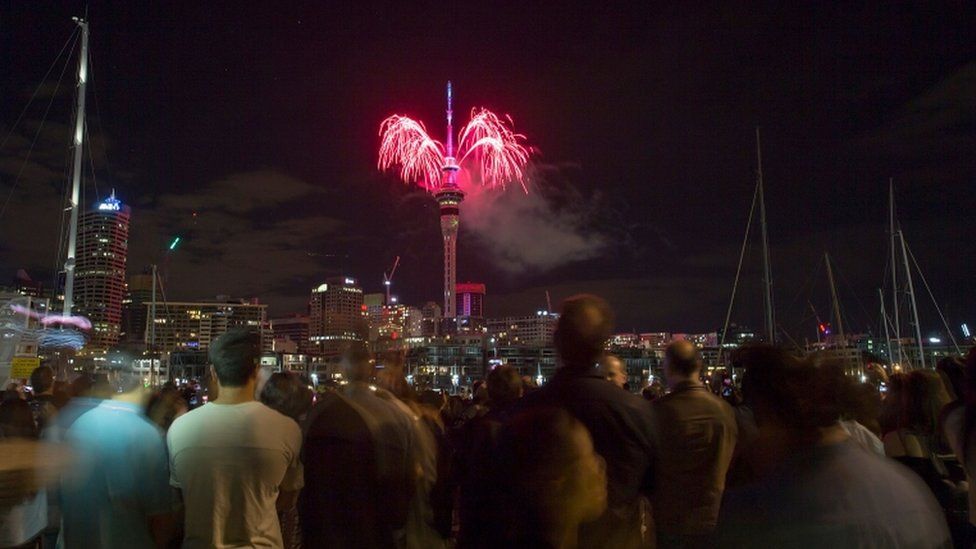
717;350;950;547
526;294;655;548
0;398;46;547
880;372;909;434
496;407;607;548
883;369;952;457
641;382;665;402
167;329;303;548
599;354;628;390
835;374;884;455
0;398;37;439
944;348;976;539
28;366;58;432
260;371;313;423
259;373;311;549
653;340;737;547
57;363;175;548
146;384;189;432
456;365;524;548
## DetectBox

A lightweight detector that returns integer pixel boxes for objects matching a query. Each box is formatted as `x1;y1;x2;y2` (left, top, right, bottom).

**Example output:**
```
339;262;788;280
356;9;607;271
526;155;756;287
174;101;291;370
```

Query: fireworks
378;85;534;192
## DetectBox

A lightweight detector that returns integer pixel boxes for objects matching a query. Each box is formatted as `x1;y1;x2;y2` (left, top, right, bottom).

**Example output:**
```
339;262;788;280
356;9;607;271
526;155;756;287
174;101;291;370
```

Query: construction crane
383;256;401;305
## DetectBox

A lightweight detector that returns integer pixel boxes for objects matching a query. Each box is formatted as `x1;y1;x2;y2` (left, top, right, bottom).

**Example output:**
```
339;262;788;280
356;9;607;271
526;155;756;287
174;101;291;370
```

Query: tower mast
900;231;925;368
435;81;464;322
825;253;846;344
757;128;775;344
63;17;89;316
889;179;903;366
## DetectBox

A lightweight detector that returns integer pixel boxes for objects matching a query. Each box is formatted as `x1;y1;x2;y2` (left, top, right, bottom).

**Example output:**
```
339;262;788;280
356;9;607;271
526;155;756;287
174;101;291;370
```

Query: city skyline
0;3;974;337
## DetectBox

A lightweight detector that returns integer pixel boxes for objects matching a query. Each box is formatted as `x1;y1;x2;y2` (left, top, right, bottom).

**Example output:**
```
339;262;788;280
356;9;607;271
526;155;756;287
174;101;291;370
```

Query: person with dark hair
717;349;950;547
258;372;311;549
525;294;655;548
456;365;525;547
260;371;313;423
56;363;176;548
146;385;189;432
495;407;607;548
652;340;737;546
167;328;303;548
28;365;57;432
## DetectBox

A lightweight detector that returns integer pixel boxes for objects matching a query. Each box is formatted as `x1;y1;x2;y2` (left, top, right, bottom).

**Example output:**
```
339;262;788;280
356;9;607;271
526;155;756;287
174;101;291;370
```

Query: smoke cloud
461;163;607;274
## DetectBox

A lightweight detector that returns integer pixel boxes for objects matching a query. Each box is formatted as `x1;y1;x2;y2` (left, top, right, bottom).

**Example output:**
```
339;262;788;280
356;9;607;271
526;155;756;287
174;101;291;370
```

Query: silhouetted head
900;369;951;435
664;340;702;386
260;372;313;421
341;342;374;383
936;356;966;401
554;294;614;371
487;365;523;406
209;328;261;388
29;366;54;395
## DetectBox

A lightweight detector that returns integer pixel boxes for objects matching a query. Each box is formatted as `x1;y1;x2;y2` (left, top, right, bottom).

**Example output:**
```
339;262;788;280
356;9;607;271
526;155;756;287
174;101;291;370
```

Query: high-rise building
270;314;312;355
309;277;365;357
456;282;486;333
73;192;130;352
120;272;154;347
144;297;268;354
487;311;559;347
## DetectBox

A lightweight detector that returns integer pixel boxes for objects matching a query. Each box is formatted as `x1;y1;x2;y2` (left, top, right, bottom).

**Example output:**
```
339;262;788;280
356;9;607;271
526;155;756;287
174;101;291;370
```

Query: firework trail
378;86;534;192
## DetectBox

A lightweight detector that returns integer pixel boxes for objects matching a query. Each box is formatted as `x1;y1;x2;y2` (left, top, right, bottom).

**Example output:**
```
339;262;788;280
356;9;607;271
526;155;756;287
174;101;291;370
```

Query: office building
270;314;312;354
487;311;559;347
144;297;268;354
73;192;130;352
309;277;366;357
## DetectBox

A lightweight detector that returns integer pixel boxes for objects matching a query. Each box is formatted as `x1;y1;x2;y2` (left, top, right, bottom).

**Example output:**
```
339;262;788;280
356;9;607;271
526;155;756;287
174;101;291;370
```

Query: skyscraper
456;282;486;333
309;277;366;358
74;192;130;352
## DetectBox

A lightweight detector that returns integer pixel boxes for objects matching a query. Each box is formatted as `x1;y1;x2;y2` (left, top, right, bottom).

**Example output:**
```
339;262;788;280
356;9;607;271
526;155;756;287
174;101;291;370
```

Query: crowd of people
0;293;973;548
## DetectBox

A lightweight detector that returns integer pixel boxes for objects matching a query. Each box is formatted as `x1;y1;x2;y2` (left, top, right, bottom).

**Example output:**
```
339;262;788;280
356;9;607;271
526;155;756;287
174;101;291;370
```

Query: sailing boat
718;128;775;361
880;181;962;370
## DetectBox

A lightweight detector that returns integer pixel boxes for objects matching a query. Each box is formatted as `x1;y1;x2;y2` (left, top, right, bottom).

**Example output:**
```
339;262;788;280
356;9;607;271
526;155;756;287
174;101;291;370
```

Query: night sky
1;2;974;343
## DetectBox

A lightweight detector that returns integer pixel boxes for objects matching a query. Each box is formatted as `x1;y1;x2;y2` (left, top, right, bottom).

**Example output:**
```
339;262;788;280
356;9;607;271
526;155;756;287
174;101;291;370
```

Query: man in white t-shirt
167;328;303;548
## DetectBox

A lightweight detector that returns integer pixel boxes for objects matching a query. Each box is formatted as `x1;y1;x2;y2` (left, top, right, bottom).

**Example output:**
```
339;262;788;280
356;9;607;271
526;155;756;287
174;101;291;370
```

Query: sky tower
435;81;464;320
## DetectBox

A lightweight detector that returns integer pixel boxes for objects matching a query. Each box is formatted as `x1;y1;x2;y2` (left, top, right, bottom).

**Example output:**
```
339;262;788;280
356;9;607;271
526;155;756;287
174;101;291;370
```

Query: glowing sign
98;200;120;211
344;278;355;285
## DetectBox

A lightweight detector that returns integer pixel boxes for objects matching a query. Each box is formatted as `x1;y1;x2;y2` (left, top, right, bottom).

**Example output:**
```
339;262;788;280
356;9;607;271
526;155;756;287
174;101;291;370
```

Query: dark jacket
525;368;656;549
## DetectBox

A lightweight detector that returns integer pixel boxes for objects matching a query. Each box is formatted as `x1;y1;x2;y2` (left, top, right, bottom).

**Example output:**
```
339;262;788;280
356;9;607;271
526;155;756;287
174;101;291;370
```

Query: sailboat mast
879;288;893;364
888;179;903;366
757;128;775;344
900;231;925;368
825;253;846;344
62;17;89;317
